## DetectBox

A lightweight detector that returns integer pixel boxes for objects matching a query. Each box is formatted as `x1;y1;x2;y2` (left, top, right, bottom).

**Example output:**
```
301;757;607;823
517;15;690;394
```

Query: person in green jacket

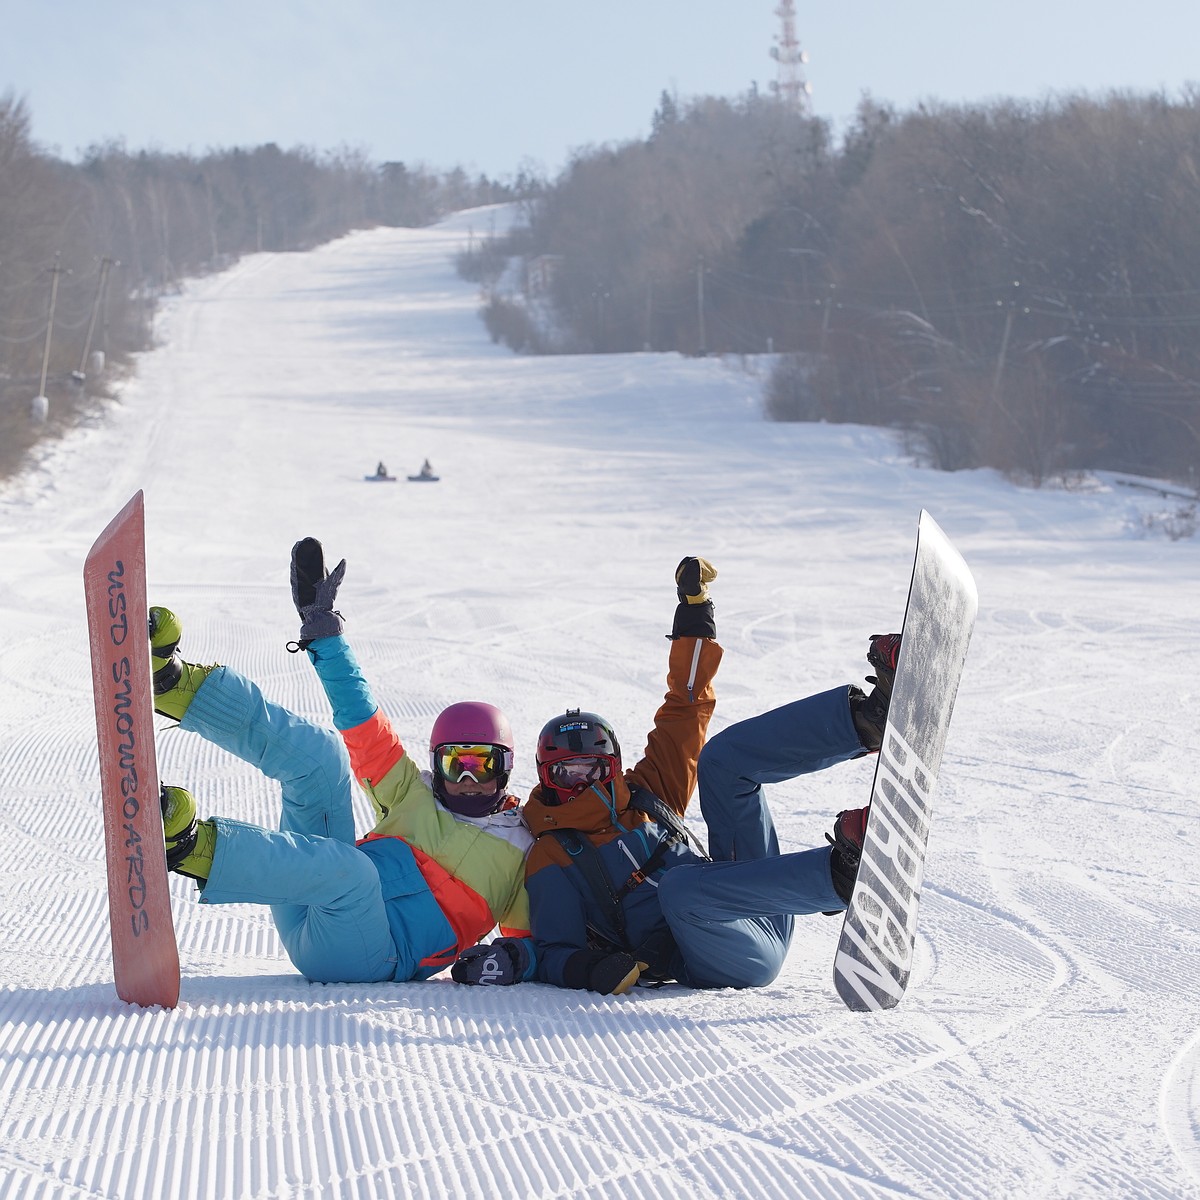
152;538;531;984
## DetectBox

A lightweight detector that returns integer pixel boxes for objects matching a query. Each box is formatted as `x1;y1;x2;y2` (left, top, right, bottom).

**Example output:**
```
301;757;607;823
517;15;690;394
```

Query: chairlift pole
77;258;114;378
992;281;1020;401
38;257;64;399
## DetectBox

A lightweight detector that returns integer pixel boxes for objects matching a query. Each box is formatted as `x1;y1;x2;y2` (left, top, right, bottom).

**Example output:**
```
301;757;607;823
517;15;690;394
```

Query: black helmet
536;709;621;805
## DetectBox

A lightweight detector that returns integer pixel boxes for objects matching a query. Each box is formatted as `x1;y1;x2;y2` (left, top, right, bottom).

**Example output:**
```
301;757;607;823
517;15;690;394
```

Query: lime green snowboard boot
160;785;215;882
149;606;216;720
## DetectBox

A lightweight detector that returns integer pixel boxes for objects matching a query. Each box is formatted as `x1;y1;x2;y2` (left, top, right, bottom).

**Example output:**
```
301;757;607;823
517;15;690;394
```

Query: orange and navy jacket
307;634;532;970
521;634;723;990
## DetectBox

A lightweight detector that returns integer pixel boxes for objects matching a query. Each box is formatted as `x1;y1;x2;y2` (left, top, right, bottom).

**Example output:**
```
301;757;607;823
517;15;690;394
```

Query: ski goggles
540;754;617;792
437;744;504;785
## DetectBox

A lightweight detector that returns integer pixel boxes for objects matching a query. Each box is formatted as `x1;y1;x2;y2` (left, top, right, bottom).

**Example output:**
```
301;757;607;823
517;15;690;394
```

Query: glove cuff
299;605;345;644
670;599;715;640
497;937;532;979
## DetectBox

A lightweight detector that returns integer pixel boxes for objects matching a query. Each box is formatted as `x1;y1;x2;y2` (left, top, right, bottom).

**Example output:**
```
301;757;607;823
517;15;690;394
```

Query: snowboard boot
866;633;902;703
825;805;868;906
160;784;215;882
149;606;214;720
849;632;902;752
849;685;888;752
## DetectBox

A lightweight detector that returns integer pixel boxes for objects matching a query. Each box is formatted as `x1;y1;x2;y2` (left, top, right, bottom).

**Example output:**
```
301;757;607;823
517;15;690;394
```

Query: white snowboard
834;511;978;1012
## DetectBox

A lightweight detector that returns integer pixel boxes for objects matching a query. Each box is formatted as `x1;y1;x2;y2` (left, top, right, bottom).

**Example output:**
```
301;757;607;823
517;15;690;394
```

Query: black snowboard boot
850;685;888;752
866;632;902;702
850;632;902;751
826;806;868;905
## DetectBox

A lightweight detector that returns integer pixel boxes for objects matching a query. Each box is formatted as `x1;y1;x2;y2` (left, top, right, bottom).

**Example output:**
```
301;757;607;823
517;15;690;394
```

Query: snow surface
2;206;1200;1199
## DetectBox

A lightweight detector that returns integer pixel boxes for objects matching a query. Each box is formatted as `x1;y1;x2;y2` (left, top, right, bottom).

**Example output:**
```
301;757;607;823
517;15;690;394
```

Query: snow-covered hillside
2;207;1199;1199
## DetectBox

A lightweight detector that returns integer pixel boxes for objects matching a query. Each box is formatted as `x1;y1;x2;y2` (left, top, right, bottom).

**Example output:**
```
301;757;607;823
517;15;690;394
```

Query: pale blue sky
2;1;1197;178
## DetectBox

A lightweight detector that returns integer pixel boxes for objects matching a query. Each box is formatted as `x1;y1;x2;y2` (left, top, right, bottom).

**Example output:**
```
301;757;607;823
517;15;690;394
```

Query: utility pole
37;257;65;401
992;281;1020;401
820;283;835;355
770;1;812;113
74;257;115;383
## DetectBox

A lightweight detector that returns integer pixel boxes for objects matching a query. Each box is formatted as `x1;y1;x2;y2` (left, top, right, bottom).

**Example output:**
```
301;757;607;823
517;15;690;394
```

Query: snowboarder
453;555;901;995
375;461;389;478
150;539;532;985
406;459;438;482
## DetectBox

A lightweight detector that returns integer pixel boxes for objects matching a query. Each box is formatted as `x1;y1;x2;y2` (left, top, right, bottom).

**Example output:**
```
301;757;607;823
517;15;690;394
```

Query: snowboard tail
83;491;180;1008
834;511;977;1012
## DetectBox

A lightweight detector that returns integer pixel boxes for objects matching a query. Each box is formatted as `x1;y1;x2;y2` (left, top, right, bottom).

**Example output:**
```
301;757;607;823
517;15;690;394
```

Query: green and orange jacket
309;634;532;964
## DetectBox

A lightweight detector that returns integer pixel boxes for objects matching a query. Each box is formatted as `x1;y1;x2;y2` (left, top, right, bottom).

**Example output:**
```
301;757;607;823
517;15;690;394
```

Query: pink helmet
429;701;515;817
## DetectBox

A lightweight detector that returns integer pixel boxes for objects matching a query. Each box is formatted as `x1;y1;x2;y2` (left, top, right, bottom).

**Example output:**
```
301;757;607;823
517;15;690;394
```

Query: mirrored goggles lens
438;744;501;785
546;755;613;791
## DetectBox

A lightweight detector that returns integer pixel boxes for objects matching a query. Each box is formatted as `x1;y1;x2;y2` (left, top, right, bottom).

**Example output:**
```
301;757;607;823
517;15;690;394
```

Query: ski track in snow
2;208;1200;1198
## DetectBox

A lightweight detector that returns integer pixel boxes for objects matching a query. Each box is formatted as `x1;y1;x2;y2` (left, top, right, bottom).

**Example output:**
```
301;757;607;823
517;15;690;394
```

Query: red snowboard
83;491;180;1008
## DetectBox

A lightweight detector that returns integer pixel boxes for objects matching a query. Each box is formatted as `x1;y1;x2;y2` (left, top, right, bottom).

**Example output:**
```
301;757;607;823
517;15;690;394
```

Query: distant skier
452;558;901;995
375;461;389;478
147;539;532;985
407;458;438;482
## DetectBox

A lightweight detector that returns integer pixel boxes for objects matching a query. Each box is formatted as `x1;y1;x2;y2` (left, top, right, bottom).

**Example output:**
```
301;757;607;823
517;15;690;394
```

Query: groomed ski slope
2;206;1199;1199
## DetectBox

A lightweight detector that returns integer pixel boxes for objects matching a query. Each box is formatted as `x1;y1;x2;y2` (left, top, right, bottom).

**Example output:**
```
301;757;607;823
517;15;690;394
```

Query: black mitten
669;555;717;640
451;938;530;985
588;952;644;995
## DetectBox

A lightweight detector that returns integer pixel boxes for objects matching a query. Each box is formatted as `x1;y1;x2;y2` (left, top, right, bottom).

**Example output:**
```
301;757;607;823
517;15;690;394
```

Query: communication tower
770;0;811;113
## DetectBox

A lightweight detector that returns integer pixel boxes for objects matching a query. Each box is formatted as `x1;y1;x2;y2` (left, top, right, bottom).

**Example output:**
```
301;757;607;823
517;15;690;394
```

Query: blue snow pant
179;666;453;984
656;687;862;989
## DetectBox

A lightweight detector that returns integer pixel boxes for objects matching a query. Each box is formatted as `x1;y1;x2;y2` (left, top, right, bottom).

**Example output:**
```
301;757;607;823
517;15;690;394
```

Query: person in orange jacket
452;558;900;995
